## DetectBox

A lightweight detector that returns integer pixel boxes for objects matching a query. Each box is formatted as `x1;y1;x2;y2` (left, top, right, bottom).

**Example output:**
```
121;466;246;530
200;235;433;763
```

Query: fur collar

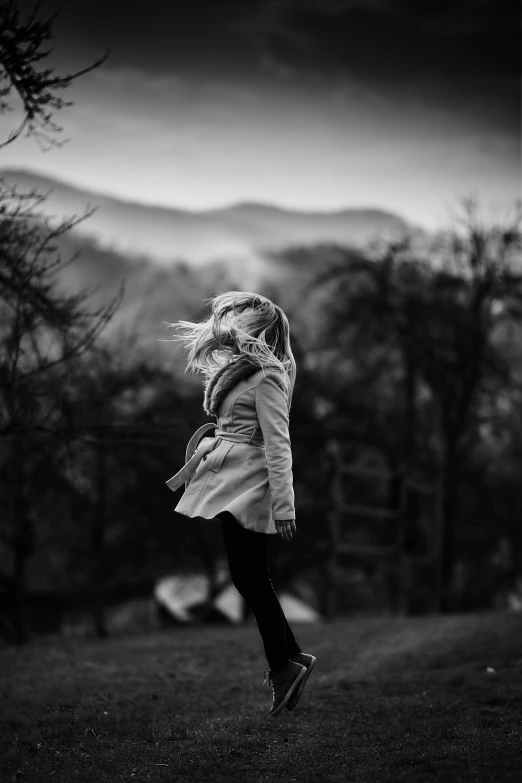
203;355;262;418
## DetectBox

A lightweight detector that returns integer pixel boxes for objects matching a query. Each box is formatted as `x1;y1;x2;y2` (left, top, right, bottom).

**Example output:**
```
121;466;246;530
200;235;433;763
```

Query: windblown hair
163;291;296;409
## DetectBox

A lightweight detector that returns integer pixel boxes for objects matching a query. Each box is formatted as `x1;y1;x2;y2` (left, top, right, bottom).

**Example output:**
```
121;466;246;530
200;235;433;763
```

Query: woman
165;291;316;717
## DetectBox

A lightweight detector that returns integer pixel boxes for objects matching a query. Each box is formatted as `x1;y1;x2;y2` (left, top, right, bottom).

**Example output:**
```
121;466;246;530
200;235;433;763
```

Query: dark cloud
18;0;519;75
227;0;520;131
7;0;519;220
233;0;519;80
16;0;520;128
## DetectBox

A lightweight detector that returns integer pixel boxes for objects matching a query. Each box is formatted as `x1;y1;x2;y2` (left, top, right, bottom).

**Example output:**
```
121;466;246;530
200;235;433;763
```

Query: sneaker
285;653;317;711
262;661;307;717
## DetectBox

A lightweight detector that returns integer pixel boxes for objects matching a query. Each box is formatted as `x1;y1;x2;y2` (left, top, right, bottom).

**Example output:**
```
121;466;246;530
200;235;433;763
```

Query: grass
1;611;521;782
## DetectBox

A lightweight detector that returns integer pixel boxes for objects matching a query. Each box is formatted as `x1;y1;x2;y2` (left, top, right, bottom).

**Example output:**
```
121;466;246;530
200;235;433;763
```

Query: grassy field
1;611;521;782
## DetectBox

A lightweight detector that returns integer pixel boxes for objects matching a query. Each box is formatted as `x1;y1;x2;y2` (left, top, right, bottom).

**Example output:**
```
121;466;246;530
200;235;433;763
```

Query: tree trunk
437;438;461;612
387;467;406;615
11;439;33;645
318;557;337;620
322;441;341;620
13;542;29;644
92;439;108;638
399;355;417;615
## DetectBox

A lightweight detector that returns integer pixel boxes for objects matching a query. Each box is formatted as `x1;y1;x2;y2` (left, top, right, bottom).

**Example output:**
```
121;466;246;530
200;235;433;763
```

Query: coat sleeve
255;372;295;521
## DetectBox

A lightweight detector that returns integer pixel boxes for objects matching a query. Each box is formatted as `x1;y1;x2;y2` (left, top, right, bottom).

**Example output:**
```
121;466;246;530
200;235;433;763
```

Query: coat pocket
210;440;235;472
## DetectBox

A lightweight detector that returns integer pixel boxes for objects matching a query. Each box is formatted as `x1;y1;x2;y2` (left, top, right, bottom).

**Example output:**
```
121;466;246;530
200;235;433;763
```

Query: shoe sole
269;665;307;718
286;655;317;711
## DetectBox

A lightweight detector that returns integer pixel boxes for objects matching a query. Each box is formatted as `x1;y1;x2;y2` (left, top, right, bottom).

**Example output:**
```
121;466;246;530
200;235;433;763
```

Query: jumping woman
165;291;316;717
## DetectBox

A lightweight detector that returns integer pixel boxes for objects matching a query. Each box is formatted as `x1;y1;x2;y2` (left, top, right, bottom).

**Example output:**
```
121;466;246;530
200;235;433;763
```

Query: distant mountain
0;169;428;356
0;169;421;271
52;232;239;353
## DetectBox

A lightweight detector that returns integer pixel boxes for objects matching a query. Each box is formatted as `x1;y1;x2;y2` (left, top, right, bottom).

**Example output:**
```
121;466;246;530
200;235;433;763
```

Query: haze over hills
2;168;518;375
51;232;236;364
0;169;421;273
0;168;430;359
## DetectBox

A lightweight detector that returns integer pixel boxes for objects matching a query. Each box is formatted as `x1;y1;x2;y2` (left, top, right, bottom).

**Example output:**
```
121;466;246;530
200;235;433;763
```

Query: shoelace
262;669;274;687
262;660;305;687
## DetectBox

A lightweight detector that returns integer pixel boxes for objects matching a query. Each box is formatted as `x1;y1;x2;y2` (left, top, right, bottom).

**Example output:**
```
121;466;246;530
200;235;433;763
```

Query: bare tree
414;201;522;610
0;0;107;149
0;1;118;643
306;199;522;613
0;188;123;437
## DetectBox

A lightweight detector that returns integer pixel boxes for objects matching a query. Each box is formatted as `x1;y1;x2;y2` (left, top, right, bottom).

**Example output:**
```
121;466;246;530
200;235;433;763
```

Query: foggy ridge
0;169;418;266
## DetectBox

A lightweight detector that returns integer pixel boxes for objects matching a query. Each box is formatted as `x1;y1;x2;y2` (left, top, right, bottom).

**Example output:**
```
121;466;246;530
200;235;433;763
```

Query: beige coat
168;368;295;534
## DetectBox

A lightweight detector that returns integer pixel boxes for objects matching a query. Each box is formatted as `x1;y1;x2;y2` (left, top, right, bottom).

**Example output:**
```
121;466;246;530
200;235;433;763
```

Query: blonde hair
163;291;296;410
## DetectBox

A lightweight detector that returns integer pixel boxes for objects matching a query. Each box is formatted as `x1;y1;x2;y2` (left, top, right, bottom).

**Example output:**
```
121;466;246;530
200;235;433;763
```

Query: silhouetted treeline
1;194;521;642
267;200;522;616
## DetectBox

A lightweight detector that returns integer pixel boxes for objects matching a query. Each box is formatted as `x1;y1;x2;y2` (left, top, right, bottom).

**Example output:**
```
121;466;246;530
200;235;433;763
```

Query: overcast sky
2;0;520;227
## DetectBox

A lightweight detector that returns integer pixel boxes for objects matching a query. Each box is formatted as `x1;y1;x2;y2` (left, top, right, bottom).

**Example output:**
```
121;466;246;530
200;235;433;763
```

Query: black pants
217;510;301;671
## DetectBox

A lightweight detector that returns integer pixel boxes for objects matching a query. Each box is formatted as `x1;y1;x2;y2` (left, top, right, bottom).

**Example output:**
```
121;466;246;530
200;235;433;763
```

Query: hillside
51;233;239;354
0;169;419;268
2;612;521;782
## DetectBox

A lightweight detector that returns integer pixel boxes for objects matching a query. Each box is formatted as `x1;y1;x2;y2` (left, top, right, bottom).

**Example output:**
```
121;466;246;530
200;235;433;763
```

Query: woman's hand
275;519;296;542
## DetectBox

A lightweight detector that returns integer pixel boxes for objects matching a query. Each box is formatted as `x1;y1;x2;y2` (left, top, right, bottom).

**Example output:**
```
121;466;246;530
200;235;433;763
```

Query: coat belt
165;424;264;493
